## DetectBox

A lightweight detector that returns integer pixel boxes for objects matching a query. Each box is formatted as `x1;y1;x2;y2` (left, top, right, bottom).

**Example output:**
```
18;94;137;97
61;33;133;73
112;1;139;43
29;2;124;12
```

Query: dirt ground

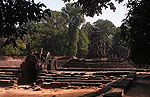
0;60;23;67
0;56;24;67
0;87;100;97
125;74;150;97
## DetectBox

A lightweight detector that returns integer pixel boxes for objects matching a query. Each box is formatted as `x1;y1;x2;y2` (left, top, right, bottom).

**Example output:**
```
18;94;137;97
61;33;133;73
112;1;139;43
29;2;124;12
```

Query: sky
35;0;128;27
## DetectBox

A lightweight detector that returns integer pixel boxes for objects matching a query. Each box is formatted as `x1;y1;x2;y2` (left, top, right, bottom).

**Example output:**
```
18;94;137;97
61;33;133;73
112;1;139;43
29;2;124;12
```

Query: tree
0;0;50;46
62;3;85;56
0;38;27;56
64;0;150;65
81;22;94;41
121;0;150;65
77;30;89;58
87;28;105;59
45;10;68;29
80;19;116;58
111;27;128;59
63;0;124;17
92;19;116;57
23;21;68;56
22;10;69;56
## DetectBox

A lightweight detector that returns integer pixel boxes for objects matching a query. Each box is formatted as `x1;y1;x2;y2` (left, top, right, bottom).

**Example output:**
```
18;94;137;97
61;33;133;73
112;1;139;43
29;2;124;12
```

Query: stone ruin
0;52;140;97
87;29;106;59
19;55;39;84
18;54;58;85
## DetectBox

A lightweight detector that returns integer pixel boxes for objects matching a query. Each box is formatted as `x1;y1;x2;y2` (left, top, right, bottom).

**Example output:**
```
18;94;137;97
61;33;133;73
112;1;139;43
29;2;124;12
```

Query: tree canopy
121;0;150;65
63;0;124;17
64;0;150;65
62;3;85;56
0;0;50;46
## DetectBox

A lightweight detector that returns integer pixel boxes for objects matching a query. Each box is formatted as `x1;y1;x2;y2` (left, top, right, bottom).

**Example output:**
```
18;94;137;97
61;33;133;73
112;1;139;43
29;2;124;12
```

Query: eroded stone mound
19;55;39;84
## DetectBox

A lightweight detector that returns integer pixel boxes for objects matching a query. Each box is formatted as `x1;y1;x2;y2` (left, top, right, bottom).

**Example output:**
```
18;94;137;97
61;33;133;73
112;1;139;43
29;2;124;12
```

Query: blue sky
35;0;128;27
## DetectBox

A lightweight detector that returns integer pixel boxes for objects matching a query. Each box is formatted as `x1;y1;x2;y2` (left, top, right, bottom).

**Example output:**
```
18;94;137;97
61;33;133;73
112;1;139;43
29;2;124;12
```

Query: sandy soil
0;56;24;67
125;75;150;97
0;60;23;67
0;87;100;97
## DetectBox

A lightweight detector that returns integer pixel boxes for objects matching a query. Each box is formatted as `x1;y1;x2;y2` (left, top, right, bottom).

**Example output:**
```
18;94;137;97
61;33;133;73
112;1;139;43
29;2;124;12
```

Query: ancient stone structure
19;55;39;84
87;30;106;59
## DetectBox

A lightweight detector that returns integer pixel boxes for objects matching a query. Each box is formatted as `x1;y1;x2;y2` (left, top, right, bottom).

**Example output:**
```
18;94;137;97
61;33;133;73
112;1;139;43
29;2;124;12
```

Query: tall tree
111;27;128;59
87;28;105;59
77;30;89;58
81;22;94;41
45;10;67;29
62;3;85;56
92;19;116;57
121;0;150;65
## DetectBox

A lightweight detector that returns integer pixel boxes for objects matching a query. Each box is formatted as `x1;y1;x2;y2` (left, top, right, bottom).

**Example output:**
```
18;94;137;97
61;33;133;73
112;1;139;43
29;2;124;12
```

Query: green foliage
84;19;116;57
121;0;150;65
77;30;89;58
0;0;50;46
111;27;128;58
62;3;85;56
93;19;116;45
46;10;67;29
81;22;94;41
22;10;69;56
63;0;124;16
64;0;150;65
23;23;67;56
0;38;27;56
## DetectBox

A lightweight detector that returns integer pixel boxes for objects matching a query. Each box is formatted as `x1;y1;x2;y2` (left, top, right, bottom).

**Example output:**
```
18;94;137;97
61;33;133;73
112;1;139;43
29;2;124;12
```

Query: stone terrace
36;71;129;89
0;67;20;87
36;58;135;89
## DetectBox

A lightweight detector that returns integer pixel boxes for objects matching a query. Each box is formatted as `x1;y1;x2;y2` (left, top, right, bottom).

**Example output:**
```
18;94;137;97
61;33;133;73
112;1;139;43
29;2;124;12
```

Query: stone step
54;79;112;84
37;76;53;79
38;75;118;80
40;72;127;77
0;74;19;77
0;72;19;75
0;80;10;83
57;68;150;72
0;80;16;87
39;73;47;76
69;82;102;86
42;82;69;88
0;67;20;69
0;69;20;72
93;72;129;76
0;77;18;80
44;79;53;82
102;88;124;97
38;76;79;79
42;81;103;88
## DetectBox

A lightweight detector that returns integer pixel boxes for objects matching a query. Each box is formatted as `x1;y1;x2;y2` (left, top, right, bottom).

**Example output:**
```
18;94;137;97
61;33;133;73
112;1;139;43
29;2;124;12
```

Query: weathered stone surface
42;82;69;88
33;86;41;91
103;92;123;97
19;55;39;84
103;88;124;97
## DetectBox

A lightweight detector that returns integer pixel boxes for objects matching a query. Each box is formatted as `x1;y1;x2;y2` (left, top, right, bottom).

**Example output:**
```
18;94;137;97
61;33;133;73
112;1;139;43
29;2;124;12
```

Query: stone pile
19;55;39;84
